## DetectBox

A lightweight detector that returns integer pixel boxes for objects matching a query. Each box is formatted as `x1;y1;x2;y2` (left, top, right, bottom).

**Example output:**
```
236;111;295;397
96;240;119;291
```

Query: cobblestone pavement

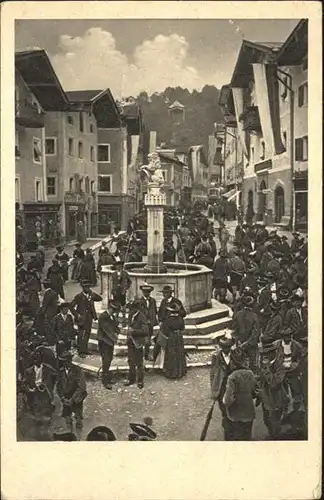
17;368;269;441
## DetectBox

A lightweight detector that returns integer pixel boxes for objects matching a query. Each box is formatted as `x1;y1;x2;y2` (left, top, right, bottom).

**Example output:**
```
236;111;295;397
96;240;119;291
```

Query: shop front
293;174;308;231
22;202;61;250
98;194;136;234
65;203;86;242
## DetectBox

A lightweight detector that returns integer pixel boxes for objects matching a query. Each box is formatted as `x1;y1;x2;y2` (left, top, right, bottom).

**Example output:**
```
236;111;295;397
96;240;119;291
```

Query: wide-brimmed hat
140;284;154;292
218;331;235;348
160;285;173;293
264;271;275;279
129;423;157;440
269;300;281;311
75;243;82;247
57;350;72;361
58;302;70;309
166;302;181;313
56;245;64;251
80;280;91;287
86;426;116;441
242;295;255;307
278;288;290;299
218;250;227;257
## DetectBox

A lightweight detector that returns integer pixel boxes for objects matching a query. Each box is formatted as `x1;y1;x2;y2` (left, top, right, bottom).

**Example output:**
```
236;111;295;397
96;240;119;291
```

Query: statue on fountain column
139;152;165;188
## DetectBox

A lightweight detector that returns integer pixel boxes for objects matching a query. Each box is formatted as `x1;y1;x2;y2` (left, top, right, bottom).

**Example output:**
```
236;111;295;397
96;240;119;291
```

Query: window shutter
298;86;304;107
295;138;303;161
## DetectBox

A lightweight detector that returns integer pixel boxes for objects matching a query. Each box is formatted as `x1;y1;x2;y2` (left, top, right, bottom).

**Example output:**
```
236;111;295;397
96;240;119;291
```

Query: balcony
254;159;272;173
16;99;45;128
239;105;261;133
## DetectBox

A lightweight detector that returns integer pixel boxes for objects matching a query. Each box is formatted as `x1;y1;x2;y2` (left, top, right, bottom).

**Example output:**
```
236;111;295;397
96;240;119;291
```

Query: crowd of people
16;203;308;440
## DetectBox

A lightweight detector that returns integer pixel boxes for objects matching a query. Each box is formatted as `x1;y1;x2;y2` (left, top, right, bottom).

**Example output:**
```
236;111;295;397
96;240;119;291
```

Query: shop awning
222;188;236;199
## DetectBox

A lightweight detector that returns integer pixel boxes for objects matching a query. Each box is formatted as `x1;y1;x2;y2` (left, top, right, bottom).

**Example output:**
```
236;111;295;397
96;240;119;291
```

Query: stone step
73;354;212;378
89;315;232;341
87;339;217;355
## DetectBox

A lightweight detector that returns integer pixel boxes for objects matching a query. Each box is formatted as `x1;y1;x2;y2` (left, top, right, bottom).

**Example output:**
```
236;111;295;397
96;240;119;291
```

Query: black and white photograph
13;15;311;442
1;2;322;499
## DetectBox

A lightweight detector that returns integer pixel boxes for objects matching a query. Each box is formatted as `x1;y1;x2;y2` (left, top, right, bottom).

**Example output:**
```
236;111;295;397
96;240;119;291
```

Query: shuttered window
295;138;303;161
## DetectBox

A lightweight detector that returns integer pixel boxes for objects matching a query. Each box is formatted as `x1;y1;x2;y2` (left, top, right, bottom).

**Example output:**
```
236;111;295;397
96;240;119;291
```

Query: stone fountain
100;152;232;329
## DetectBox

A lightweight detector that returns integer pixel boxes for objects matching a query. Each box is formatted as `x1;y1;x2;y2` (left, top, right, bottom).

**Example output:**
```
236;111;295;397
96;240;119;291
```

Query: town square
13;18;309;443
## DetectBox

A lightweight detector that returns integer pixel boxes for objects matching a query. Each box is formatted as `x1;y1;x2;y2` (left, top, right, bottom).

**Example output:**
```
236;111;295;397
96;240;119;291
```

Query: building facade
156;149;186;206
15;51;68;249
188;145;209;204
218;20;308;229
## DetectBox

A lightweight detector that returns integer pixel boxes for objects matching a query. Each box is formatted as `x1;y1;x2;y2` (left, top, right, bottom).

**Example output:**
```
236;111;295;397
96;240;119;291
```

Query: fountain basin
101;261;213;313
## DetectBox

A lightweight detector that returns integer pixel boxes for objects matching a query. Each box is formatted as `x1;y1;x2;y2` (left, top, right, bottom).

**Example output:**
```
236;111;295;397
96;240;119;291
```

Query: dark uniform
125;304;149;388
53;308;75;351
97;304;120;388
232;297;260;371
138;285;158;361
71;284;102;356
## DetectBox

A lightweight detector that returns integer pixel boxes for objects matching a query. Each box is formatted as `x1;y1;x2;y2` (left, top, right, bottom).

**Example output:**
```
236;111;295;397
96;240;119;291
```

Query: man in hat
261;300;283;345
111;260;132;326
56;351;87;430
55;246;70;283
277;288;291;323
47;259;65;299
97;300;120;389
70;281;102;357
284;293;307;341
239;265;259;298
125;299;149;389
278;235;291;257
71;243;85;281
219;222;230;254
228;248;246;302
277;327;303;411
33;278;59;345
138;284;158;361
213;250;229;302
232;295;260;371
291;231;301;253
53;302;75;352
158;285;186;324
210;332;236;433
258;338;288;439
222;347;258;440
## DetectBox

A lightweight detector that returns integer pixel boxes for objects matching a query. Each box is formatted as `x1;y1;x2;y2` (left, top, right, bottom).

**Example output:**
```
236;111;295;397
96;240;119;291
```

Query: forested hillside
134;85;224;152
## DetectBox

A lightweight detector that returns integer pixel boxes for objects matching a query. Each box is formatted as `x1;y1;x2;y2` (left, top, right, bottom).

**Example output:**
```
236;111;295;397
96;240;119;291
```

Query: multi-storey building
15;50;69;249
155;148;186;206
276;20;308;230
218;20;308;229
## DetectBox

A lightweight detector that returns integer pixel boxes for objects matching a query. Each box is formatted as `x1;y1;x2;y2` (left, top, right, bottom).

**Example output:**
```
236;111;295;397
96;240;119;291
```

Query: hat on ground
58;302;70;309
80;280;91;287
129;423;157;440
53;432;78;441
140;284;154;292
242;295;255;307
160;285;173;293
218;331;235;348
86;426;116;441
57;350;73;362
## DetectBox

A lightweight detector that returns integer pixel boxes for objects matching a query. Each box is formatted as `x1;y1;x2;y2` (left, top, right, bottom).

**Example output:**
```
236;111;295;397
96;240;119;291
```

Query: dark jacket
128;310;149;348
47;266;64;297
41;288;59;320
239;275;259;296
111;270;132;295
210;349;235;400
138;296;158;327
97;311;120;346
262;313;283;343
56;365;87;404
284;306;307;340
70;291;102;324
213;257;229;281
161;314;185;335
232;308;260;349
223;368;257;422
53;313;75;342
158;297;187;323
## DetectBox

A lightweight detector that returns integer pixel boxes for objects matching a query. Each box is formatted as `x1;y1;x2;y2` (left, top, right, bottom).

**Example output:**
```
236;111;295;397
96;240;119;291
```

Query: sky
15;19;299;98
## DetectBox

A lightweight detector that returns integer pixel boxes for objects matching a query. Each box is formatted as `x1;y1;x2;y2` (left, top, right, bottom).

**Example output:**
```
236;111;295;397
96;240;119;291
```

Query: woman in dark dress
71;243;85;281
97;242;115;272
55;246;70;283
161;302;187;379
24;270;41;319
80;250;97;286
47;259;65;299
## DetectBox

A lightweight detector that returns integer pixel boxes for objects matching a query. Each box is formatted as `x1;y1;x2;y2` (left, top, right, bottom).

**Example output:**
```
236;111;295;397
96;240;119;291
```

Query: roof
276;19;308;66
119;103;141;119
66;90;104;102
230;39;279;88
168;100;185;109
15;50;69;111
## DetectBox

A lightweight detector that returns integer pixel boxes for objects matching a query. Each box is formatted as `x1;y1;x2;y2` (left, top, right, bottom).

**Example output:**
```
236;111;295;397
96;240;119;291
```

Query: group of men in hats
209;220;308;440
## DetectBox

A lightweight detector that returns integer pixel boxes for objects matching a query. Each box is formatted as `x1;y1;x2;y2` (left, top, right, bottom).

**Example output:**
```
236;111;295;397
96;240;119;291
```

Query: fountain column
144;183;167;273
